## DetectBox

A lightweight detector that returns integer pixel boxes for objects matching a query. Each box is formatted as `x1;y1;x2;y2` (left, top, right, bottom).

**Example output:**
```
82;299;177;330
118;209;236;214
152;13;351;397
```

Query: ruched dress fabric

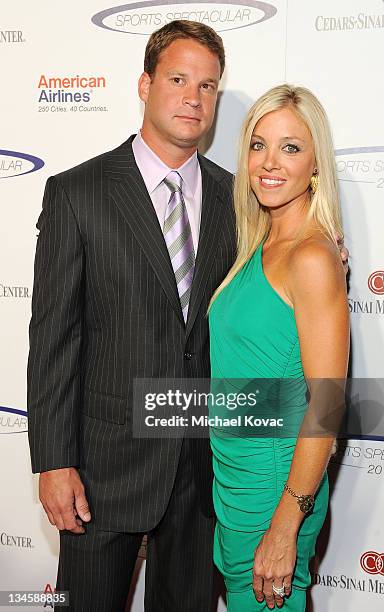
208;244;328;611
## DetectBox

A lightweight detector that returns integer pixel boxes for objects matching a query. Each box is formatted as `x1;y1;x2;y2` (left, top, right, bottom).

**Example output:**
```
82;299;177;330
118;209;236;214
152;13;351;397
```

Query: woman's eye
283;143;300;154
251;141;264;151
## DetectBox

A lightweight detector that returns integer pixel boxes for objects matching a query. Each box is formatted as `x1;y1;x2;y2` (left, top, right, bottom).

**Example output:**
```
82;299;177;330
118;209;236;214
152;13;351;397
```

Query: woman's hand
252;527;297;609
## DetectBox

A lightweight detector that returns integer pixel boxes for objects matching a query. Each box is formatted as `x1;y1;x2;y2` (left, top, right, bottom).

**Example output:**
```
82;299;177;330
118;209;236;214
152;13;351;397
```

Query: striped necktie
163;171;195;322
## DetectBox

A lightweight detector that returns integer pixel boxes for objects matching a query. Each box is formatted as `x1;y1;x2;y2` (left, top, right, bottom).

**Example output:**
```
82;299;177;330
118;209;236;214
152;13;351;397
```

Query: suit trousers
56;438;216;611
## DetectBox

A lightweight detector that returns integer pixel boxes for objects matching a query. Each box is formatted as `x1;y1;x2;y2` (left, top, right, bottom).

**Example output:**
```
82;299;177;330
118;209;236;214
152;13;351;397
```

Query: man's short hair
144;20;225;78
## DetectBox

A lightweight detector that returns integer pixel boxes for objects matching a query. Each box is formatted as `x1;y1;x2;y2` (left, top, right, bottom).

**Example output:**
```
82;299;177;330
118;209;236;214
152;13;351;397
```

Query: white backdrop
1;1;383;610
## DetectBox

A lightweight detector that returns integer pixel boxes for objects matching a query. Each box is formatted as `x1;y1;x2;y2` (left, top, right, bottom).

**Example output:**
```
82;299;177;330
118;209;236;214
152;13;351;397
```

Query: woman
208;84;349;611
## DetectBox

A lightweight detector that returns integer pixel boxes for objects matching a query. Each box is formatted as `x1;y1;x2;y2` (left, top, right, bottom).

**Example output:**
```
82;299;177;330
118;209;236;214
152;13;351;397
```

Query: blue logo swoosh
0;150;45;179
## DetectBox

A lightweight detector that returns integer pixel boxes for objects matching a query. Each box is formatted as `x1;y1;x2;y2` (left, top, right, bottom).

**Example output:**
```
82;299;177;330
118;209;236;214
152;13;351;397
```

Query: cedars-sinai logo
360;551;384;576
368;271;384;295
0;150;44;179
91;0;277;35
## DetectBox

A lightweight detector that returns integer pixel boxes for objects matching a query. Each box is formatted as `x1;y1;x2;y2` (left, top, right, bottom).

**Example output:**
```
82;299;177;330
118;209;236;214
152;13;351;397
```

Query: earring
310;170;319;194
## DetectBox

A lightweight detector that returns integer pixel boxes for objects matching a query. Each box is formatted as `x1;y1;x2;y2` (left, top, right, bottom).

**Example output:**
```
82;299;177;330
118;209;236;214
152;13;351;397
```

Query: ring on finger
272;584;285;597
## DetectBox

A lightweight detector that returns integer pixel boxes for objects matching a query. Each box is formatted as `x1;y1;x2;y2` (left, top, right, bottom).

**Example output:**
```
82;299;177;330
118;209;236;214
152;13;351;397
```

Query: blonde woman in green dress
208;85;349;610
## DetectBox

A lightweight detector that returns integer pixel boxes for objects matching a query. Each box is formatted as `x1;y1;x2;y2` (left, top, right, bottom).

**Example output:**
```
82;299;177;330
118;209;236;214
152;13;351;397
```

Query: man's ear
138;72;151;103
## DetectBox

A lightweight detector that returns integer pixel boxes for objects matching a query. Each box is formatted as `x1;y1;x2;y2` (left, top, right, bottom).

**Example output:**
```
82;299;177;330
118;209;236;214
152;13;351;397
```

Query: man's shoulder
198;154;234;190
54;139;131;186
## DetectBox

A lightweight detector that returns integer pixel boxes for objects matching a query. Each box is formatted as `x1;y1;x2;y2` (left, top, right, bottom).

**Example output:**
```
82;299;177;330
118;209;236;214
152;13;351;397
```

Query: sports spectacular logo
91;0;278;35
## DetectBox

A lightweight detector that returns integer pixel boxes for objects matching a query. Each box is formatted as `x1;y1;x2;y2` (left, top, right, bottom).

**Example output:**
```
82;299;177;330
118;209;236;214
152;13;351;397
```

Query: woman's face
248;106;316;211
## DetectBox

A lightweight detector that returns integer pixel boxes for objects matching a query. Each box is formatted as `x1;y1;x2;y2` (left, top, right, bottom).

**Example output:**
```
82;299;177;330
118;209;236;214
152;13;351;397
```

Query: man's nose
183;85;201;108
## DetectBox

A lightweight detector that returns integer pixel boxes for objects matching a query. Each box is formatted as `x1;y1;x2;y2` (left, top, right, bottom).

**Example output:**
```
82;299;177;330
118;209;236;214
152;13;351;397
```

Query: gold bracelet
283;483;315;513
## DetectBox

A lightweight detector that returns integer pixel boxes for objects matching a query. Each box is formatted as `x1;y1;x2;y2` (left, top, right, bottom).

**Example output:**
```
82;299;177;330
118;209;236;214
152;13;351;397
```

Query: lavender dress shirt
132;131;202;252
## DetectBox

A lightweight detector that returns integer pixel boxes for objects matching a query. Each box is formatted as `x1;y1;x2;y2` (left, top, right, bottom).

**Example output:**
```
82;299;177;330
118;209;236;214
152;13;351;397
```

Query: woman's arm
253;237;350;608
273;238;349;529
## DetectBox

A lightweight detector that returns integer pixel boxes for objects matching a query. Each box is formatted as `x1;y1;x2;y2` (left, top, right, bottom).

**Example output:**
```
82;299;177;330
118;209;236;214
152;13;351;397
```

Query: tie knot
164;170;182;194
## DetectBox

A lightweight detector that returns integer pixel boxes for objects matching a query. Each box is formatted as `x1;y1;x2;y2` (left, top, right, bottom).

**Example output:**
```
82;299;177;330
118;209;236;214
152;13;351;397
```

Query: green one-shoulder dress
208;243;328;611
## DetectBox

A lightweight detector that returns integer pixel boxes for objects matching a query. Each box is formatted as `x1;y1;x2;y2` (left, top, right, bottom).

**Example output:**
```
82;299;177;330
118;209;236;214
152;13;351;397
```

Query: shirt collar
132;131;199;196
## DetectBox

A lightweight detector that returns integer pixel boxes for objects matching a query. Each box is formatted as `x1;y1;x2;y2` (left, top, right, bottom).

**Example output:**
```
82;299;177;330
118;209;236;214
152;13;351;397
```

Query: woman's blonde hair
209;83;342;308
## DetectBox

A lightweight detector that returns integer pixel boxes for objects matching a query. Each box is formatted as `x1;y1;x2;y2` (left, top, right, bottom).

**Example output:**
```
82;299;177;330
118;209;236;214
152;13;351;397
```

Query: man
28;20;236;612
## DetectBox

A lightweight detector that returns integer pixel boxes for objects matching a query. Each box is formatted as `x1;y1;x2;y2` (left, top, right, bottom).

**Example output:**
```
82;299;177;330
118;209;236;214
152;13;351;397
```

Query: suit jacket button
184;352;193;360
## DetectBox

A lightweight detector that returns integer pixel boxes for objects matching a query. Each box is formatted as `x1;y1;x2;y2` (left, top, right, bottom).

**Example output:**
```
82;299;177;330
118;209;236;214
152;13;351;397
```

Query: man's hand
39;467;91;534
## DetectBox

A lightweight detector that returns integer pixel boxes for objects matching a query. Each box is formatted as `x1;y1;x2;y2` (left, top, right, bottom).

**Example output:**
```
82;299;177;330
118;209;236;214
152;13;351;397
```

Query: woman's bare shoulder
290;231;340;271
287;232;345;300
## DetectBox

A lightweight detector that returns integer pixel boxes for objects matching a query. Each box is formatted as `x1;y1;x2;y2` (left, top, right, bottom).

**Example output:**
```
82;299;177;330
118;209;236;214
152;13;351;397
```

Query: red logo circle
368;271;384;295
360;551;384;575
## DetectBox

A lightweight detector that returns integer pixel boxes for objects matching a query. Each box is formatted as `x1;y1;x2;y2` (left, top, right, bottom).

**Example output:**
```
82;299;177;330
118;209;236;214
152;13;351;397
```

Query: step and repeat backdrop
1;1;383;610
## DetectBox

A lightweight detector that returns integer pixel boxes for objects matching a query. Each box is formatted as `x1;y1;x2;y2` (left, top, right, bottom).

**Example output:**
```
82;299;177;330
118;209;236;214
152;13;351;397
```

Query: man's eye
172;77;183;84
202;83;214;91
283;143;300;154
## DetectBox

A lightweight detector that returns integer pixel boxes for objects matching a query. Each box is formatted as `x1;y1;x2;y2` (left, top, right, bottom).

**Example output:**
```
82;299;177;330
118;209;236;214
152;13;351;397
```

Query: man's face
139;38;221;150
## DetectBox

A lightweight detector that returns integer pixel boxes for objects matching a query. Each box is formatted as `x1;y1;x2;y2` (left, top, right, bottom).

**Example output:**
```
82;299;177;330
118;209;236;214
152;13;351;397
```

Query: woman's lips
258;176;287;188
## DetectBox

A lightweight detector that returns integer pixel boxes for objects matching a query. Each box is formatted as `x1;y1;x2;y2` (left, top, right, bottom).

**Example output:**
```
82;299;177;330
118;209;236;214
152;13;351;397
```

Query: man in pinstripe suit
28;20;236;612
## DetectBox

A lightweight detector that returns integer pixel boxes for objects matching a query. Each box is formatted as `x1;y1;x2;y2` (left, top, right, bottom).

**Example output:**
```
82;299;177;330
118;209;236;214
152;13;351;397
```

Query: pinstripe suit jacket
27;136;236;532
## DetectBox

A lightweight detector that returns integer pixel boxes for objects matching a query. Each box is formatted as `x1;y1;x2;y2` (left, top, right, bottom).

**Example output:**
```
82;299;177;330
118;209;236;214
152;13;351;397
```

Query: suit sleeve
27;176;85;473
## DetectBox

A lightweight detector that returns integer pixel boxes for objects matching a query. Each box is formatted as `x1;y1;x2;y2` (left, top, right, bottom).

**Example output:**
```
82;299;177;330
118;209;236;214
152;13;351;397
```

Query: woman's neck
266;195;311;245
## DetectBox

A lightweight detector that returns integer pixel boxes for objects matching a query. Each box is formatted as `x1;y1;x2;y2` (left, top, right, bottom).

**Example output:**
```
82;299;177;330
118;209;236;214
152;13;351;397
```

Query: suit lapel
105;137;184;325
185;156;227;338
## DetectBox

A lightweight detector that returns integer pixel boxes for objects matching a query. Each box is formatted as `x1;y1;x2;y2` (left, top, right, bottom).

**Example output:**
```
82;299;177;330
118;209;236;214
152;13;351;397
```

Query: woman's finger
283;575;292;597
263;578;275;609
272;579;285;608
253;573;264;603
